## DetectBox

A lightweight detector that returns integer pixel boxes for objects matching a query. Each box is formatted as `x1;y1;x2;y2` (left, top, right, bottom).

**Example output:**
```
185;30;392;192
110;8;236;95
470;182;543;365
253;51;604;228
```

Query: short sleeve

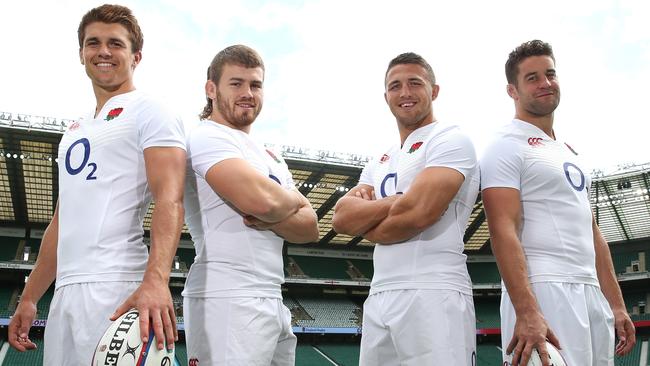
189;125;243;178
479;138;523;191
425;130;477;178
358;159;377;186
137;100;186;150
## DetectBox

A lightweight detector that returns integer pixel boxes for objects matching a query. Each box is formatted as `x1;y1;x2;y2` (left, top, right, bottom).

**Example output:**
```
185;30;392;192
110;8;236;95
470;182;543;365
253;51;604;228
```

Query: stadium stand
175;247;195;271
474;298;501;329
294;297;361;328
348;259;373;279
613;251;647;274
0;284;15;318
468;261;501;284
316;343;360;366
0;237;20;261
290;256;351;280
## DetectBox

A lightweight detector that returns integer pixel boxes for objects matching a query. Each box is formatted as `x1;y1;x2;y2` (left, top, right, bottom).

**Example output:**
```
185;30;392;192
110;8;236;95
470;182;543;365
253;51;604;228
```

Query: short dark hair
505;40;555;85
385;52;436;86
78;4;143;53
200;45;265;120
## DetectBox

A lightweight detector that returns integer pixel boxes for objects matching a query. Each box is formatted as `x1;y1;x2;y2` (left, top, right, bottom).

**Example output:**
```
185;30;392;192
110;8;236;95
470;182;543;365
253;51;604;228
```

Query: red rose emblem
407;141;423;153
105;107;123;121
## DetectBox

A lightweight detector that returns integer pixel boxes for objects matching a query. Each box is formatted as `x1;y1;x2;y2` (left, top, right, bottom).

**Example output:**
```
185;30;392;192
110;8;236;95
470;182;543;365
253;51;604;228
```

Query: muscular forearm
145;200;183;283
364;194;444;244
269;205;319;243
332;195;396;236
492;234;540;315
594;232;626;312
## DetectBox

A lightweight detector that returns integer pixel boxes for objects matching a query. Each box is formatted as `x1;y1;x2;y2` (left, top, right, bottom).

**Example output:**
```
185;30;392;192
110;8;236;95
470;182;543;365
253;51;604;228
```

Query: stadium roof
1;112;649;252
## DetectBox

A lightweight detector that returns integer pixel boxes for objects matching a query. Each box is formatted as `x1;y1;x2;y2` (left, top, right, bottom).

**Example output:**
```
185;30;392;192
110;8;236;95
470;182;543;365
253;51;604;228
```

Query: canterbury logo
527;137;544;146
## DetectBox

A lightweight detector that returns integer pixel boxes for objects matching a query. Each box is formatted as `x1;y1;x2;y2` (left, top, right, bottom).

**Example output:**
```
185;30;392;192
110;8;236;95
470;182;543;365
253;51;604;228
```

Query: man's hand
507;310;560;366
111;280;177;351
613;308;636;356
8;300;38;351
243;214;274;230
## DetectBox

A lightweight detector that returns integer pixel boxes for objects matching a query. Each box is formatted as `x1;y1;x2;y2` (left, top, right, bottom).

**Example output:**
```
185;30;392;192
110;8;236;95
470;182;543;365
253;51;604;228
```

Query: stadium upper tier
1;112;650;251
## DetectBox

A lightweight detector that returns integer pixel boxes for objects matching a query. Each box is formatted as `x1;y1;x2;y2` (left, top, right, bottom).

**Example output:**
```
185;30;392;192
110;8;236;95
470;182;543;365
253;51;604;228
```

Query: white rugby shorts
360;289;476;366
184;297;296;366
501;282;615;366
43;281;140;365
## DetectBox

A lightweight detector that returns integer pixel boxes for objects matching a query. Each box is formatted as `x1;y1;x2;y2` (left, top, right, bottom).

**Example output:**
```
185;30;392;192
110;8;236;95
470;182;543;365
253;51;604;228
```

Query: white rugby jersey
360;122;479;295
480;119;597;285
183;120;294;299
56;90;186;288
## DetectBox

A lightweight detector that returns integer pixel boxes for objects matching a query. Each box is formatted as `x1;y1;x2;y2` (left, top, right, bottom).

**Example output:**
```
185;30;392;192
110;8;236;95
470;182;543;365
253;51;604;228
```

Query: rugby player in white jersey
332;52;480;366
8;4;186;364
480;40;636;366
182;45;318;365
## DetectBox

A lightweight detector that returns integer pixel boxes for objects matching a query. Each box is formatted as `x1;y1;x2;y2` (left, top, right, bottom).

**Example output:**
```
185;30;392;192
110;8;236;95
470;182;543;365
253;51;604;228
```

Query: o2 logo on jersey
379;173;397;198
65;138;98;180
563;162;585;191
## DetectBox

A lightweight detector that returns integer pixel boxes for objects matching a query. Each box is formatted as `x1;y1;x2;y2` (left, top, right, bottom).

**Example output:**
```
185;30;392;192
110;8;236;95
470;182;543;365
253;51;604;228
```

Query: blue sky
1;0;648;173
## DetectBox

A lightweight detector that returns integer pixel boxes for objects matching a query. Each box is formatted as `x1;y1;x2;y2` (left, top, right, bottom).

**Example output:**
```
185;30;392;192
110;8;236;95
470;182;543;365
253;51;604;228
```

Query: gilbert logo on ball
92;308;175;366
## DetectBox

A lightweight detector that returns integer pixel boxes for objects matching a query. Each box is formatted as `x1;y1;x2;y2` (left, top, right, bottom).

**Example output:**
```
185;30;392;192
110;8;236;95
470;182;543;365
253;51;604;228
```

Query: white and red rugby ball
92;308;175;366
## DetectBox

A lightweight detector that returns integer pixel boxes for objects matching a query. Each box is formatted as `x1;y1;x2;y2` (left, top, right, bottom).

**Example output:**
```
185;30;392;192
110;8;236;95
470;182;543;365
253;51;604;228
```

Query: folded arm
363;167;464;244
332;184;396;236
205;158;302;223
244;189;319;243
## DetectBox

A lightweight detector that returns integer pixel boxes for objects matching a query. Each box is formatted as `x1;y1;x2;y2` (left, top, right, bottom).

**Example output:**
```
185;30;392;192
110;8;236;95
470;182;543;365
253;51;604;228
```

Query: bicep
144;147;186;200
396;166;464;218
482;187;521;238
204;158;281;207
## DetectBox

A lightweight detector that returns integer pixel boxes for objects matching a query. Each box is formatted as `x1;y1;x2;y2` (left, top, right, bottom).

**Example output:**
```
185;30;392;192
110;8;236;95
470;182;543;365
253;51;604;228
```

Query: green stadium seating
468;262;501;284
475;299;501;329
295;344;332;366
2;338;44;365
476;343;503;366
0;236;21;261
291;256;350;280
0;283;15;317
316;344;360;366
611;251;645;274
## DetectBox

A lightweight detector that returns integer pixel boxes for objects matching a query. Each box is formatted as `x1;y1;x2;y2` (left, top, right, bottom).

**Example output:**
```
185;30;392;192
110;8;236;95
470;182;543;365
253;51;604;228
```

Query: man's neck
515;112;555;139
93;84;136;118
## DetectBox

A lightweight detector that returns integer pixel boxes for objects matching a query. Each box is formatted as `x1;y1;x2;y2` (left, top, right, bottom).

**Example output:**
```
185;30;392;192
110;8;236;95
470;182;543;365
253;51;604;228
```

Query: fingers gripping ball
92;308;175;366
506;341;567;366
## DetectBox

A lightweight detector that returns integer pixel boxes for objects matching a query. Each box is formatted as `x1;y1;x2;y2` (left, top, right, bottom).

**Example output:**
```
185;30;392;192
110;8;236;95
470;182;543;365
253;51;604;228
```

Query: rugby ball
92;308;175;366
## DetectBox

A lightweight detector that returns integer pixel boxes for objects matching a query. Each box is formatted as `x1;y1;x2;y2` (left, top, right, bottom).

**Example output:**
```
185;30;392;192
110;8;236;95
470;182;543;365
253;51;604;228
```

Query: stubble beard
216;91;261;128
